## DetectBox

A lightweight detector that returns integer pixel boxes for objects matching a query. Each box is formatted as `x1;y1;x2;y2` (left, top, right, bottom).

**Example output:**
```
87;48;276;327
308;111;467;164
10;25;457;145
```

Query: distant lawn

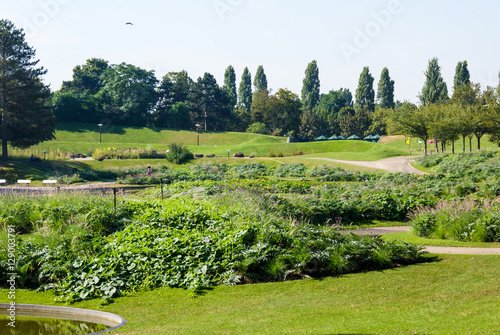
2;255;499;334
8;122;407;160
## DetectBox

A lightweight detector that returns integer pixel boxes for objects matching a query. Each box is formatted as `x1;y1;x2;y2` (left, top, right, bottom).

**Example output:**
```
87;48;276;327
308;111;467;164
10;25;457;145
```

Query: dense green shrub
166;143;192;164
273;164;307;177
0;195;428;301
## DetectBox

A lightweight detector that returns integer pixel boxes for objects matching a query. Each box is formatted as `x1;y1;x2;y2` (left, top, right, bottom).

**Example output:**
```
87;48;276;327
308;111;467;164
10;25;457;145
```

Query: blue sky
3;0;500;103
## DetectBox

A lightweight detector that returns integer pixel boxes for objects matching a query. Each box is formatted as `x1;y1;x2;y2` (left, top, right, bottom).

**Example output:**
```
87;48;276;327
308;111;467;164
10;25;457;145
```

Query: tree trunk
462;136;466;153
424;140;428;156
1;89;8;162
435;141;439;154
477;136;481;151
469;137;472;152
1;139;7;162
452;140;455;154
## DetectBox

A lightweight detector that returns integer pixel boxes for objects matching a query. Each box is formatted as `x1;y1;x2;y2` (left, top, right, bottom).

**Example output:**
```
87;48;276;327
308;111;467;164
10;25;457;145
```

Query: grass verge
1;255;498;334
382;231;500;248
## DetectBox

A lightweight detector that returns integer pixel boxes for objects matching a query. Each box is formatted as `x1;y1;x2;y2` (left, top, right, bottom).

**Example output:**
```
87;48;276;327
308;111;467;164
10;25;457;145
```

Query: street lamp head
98;124;103;127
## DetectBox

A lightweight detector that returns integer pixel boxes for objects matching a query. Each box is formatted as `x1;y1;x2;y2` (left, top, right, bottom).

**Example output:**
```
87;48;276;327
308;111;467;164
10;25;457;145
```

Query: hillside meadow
6;122;412;160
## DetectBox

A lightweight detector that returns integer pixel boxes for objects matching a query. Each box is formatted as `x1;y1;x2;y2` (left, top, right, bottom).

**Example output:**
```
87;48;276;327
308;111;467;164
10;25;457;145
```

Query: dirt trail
344;226;500;255
310;156;426;174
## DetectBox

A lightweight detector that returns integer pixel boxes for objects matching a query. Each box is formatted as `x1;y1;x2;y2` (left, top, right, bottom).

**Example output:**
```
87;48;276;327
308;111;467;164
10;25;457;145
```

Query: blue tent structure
337;135;346;140
328;135;339;140
347;134;361;140
315;135;328;141
364;135;374;141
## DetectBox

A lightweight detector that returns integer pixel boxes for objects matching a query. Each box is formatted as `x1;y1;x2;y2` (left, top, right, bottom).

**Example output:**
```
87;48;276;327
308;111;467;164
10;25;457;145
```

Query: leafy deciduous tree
61;58;109;95
339;108;371;138
101;63;158;126
317;88;353;136
154;71;193;128
299;109;320;139
392;102;432;155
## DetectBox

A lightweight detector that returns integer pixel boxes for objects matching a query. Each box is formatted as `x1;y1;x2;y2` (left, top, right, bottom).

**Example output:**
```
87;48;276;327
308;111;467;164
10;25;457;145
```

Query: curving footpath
310;156;427;174
346;226;500;255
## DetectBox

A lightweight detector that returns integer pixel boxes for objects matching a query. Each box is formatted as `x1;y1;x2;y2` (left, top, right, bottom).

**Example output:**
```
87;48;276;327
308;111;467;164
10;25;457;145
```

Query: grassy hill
8;122;410;160
3;122;499;182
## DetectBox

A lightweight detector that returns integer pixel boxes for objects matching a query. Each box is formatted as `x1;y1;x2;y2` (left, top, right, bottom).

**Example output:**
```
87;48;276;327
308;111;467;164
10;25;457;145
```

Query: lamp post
98;124;103;143
195;123;201;146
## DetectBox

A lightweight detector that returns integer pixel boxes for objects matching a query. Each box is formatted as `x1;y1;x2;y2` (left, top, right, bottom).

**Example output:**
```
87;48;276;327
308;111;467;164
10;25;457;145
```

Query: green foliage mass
419;57;448;105
4;151;500;303
165;143;193;164
0;19;56;161
410;152;500;242
354;66;375;112
0;194;426;302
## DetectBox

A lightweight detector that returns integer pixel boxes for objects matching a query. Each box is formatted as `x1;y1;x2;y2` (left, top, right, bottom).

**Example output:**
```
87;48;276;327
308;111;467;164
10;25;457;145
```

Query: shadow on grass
189;286;215;298
312;254;441;282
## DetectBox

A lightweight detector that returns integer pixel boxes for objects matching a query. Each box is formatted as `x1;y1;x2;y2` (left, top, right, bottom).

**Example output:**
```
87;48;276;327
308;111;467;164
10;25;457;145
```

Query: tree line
53;57;500;146
1;18;500;161
53;58;396;139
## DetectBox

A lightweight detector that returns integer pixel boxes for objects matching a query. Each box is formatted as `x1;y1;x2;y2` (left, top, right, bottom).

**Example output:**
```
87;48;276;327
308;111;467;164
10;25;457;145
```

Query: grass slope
2;255;499;334
383;231;500;248
9;122;408;160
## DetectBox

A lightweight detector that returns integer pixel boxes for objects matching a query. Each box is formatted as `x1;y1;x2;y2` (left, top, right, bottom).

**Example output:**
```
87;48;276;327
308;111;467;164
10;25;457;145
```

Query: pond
0;316;109;334
0;303;126;335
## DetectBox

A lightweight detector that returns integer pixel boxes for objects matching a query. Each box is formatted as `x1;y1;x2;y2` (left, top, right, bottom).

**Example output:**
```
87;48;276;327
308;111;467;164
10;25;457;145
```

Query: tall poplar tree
355;66;375;112
238;67;252;111
301;60;320;111
453;61;471;97
419;58;448;105
377;67;395;109
223;65;237;108
0;19;55;161
253;65;268;92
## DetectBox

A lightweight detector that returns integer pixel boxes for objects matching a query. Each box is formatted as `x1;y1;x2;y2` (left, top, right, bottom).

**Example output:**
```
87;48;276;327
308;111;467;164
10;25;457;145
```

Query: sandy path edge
309;156;427;174
343;226;500;255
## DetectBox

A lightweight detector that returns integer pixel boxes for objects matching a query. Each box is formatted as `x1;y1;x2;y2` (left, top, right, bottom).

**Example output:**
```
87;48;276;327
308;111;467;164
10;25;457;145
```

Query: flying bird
125;22;133;26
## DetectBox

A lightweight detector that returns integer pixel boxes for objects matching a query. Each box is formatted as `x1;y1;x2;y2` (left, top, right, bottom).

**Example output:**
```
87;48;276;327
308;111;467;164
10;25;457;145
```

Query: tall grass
409;197;500;242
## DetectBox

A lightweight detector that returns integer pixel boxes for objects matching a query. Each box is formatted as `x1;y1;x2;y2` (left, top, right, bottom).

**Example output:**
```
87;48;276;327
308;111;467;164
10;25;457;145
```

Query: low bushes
165;143;192;164
410;198;500;242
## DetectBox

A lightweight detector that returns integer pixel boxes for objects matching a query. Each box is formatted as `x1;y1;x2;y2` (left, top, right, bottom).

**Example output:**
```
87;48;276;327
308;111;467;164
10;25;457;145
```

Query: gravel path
343;226;500;255
310;156;427;174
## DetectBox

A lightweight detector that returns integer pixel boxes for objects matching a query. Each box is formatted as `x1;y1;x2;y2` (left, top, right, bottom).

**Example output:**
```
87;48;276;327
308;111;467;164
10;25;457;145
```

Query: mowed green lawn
2;255;499;334
7;123;500;161
9;122;412;160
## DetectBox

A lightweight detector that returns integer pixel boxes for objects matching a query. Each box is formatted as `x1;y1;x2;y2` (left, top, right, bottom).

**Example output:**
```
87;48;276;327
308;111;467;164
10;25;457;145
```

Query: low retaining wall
0;303;127;334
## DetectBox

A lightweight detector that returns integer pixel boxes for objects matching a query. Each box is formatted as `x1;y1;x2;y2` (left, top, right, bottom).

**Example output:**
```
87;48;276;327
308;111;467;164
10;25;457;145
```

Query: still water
0;316;109;335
